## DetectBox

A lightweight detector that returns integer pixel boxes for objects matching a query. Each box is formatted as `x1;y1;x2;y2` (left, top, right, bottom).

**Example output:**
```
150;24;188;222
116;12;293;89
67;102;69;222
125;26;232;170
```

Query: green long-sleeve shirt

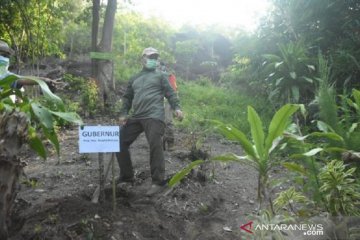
119;68;181;122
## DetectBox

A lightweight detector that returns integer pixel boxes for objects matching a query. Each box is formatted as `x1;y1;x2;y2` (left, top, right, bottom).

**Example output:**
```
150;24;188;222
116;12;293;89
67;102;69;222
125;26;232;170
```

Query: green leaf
211;153;244;162
268;136;283;154
262;54;282;62
352;89;360;108
299;104;307;118
168;160;204;187
212;120;257;160
302;77;314;83
275;77;284;86
348;123;358;134
49;111;83;125
303;148;323;157
283;162;306;175
323;147;347;153
24;77;64;110
248;106;265;159
275;61;283;69
316;121;335;132
307;65;316;71
0;75;18;87
291;86;300;102
309;132;344;142
31;102;54;129
265;104;299;153
211;154;259;170
28;127;47;159
43;128;60;155
0;88;16;100
290;72;297;79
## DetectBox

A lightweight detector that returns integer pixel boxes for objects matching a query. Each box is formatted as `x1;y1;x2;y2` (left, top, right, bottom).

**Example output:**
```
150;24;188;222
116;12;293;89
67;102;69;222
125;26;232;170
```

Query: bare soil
8;115;259;240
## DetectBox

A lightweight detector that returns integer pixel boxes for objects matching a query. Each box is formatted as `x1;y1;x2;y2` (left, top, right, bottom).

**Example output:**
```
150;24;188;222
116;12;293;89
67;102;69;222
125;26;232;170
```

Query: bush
62;74;99;116
177;79;272;135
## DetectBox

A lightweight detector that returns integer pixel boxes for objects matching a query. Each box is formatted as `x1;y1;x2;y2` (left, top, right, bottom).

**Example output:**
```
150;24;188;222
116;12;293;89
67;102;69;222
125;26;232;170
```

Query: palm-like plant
315;54;360;152
263;41;316;104
213;104;299;209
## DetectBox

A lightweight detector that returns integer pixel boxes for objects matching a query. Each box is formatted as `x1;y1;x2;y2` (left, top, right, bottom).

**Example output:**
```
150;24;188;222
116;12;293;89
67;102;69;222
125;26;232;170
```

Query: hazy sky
129;0;272;31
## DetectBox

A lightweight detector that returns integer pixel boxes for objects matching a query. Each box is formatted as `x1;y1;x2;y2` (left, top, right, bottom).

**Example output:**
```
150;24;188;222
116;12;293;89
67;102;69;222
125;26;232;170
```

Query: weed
22;178;39;188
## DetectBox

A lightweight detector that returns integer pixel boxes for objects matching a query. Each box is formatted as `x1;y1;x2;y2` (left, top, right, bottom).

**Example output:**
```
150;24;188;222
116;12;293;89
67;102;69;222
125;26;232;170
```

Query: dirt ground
7;115;259;240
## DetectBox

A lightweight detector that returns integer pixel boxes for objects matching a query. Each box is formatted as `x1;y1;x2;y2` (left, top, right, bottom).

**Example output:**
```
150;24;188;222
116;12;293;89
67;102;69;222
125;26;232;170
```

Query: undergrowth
177;79;272;135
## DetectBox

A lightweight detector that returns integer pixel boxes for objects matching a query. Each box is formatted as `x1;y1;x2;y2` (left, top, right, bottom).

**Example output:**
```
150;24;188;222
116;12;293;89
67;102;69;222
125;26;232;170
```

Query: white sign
79;126;120;153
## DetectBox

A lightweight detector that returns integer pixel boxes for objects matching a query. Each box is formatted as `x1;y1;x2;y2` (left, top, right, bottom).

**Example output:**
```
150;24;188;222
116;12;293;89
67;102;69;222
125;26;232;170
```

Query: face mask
0;56;10;76
145;59;158;70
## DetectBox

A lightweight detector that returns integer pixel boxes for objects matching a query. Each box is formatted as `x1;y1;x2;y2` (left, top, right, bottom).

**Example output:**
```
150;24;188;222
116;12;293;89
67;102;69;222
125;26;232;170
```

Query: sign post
79;126;120;206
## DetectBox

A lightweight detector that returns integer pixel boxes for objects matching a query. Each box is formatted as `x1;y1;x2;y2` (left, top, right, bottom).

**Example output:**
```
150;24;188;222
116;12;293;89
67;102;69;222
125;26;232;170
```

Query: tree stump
0;110;28;239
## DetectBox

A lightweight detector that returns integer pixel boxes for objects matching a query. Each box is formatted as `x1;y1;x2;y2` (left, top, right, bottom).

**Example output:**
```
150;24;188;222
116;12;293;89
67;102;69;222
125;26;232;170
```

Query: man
0;40;55;95
159;61;178;150
116;47;183;196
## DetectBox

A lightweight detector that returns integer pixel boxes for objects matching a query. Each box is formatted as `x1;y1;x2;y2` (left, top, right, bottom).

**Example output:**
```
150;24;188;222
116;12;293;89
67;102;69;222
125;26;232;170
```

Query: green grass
177;79;273;135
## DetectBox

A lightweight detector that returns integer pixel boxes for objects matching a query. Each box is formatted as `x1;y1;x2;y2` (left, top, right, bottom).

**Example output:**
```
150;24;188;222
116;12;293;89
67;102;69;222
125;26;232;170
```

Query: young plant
213;104;299;209
249;209;295;240
319;160;360;216
168;160;204;187
315;54;360;153
273;186;309;215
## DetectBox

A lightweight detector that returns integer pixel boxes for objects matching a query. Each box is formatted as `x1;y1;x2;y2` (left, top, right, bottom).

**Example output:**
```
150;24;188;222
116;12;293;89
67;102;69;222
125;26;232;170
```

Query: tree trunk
0;110;28;240
91;0;100;78
96;0;117;108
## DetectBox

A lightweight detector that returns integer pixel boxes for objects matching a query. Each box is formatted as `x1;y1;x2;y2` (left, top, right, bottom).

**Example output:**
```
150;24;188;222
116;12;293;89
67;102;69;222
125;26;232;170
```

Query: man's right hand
174;110;184;121
119;117;127;125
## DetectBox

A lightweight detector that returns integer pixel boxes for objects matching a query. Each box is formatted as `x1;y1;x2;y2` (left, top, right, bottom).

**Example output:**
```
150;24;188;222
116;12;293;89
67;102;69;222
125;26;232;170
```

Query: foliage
0;75;82;158
0;0;78;61
113;12;175;82
175;40;200;81
262;41;316;104
63;21;91;57
178;80;272;134
316;54;339;132
212;104;299;207
230;0;360;108
62;74;99;116
273;186;309;215
319;160;360;216
81;78;99;116
250;209;295;240
315;55;360;152
168;160;204;187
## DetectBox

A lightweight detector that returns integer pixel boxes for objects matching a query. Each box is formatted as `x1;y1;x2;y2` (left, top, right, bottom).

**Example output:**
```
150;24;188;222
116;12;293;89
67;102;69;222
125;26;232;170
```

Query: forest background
1;0;360;238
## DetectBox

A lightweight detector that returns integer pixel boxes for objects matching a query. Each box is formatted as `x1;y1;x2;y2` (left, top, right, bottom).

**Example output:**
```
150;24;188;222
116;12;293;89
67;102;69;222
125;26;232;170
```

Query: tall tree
91;0;100;77
92;0;117;107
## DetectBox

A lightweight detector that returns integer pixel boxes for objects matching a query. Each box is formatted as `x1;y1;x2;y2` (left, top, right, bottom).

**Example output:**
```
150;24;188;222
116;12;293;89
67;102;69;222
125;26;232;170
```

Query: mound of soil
8;116;258;240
